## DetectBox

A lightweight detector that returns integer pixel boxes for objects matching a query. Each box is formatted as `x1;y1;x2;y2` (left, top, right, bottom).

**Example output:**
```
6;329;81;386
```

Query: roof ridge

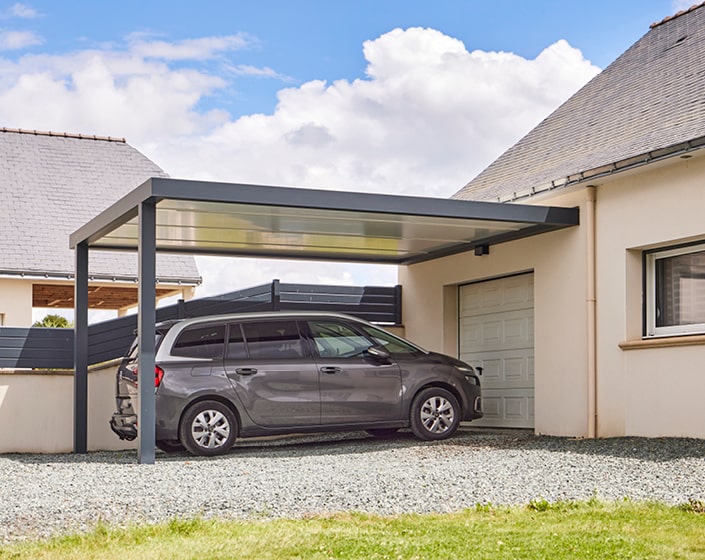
651;1;705;28
0;127;126;143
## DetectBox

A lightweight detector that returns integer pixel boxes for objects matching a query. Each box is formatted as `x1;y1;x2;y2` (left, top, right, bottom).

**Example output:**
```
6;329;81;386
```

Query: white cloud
0;29;42;50
671;0;696;12
127;33;252;60
1;3;40;19
0;27;600;293
227;63;291;81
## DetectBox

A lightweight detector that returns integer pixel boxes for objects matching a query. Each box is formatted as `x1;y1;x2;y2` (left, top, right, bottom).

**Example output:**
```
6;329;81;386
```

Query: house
400;2;705;438
0;128;201;326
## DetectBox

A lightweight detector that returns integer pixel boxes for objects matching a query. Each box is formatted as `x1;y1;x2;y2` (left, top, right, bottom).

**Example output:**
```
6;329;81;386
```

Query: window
359;324;424;356
308;320;372;358
226;323;247;359
645;243;705;337
172;325;225;359
242;320;304;359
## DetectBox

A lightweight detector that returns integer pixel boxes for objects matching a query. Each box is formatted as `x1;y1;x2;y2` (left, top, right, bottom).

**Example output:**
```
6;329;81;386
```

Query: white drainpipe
586;186;597;438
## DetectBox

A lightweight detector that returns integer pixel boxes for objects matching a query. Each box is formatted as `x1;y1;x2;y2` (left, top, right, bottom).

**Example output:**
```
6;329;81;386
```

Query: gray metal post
138;200;157;464
73;242;89;453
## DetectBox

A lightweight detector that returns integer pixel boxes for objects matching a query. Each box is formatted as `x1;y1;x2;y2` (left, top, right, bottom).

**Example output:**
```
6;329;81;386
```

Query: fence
0;281;402;369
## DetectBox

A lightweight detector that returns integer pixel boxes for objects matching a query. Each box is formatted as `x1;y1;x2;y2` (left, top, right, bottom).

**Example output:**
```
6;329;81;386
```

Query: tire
409;387;461;441
179;400;238;456
366;428;399;439
156;439;184;453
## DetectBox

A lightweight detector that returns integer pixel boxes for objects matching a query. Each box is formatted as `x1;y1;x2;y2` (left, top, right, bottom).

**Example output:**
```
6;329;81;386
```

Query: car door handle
320;366;342;375
234;368;258;376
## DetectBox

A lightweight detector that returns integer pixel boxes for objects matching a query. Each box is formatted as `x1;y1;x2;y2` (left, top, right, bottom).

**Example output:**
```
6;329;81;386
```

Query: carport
70;177;579;463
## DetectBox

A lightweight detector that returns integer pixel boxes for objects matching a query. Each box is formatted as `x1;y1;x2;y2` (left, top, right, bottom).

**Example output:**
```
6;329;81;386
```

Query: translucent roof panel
71;178;579;264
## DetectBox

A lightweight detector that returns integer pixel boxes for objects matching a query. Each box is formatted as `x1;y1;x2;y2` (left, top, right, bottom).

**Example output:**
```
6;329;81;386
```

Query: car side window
242;320;305;359
308;320;372;358
359;325;422;357
172;324;225;359
226;323;248;359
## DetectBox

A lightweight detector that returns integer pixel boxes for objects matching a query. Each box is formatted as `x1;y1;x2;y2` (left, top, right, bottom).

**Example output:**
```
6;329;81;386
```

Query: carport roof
70;177;578;264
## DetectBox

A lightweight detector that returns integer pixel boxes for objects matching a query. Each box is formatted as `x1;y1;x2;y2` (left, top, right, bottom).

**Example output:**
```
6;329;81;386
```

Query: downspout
586;186;597;438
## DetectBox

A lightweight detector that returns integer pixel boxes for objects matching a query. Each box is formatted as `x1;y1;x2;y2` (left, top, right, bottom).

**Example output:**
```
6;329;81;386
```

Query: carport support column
138;200;157;464
73;241;89;454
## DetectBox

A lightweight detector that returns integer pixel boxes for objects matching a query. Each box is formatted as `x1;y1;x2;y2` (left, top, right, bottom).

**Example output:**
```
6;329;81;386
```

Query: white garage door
459;273;534;428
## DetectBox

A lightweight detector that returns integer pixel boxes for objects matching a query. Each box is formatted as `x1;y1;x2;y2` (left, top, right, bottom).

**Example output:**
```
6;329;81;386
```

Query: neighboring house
400;3;705;438
0;128;201;326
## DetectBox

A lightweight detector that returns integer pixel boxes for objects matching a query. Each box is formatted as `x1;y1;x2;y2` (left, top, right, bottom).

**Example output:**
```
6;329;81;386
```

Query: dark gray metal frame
71;177;579;463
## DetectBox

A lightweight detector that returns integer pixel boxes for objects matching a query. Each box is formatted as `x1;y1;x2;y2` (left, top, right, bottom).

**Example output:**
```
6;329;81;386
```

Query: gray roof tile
0;129;201;282
454;3;705;202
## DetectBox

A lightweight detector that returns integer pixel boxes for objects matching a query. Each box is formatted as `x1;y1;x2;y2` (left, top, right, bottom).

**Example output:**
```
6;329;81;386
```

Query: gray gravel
2;429;705;542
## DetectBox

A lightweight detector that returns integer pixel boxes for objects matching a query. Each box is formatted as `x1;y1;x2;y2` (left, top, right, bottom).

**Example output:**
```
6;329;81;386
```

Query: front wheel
409;387;460;441
179;400;238;456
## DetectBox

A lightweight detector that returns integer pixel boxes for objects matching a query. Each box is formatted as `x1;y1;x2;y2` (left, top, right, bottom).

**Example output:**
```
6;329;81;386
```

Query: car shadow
3;428;704;464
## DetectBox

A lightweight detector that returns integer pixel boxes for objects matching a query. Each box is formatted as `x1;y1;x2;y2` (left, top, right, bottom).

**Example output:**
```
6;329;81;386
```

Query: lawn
2;500;704;559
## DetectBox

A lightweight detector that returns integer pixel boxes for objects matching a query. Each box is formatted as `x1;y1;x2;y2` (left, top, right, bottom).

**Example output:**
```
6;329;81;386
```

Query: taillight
133;365;165;388
154;366;165;388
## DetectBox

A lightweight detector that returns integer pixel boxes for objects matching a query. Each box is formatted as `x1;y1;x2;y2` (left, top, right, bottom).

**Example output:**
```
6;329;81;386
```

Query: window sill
619;334;705;350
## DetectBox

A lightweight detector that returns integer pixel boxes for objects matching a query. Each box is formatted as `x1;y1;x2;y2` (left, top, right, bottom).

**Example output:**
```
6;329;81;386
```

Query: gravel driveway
2;429;704;542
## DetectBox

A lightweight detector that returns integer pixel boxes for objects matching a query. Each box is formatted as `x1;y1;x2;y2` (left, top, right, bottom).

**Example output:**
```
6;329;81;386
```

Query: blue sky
0;0;691;308
2;1;682;118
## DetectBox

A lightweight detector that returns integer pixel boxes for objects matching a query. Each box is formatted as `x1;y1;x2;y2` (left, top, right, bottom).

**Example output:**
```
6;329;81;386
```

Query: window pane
172;325;225;359
359;325;422;356
655;249;705;328
227;324;247;359
242;320;304;359
308;321;371;358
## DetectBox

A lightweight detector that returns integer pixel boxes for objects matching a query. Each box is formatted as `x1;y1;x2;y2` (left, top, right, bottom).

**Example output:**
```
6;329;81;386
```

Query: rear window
172;324;226;359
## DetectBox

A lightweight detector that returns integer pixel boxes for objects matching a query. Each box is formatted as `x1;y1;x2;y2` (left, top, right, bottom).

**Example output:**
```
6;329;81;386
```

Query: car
110;311;482;456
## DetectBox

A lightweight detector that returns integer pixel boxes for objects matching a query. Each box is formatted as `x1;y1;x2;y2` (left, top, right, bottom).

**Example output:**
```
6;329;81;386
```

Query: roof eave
495;135;705;203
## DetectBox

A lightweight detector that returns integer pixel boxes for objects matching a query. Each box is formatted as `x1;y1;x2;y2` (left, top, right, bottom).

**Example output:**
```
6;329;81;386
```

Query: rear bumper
110;413;138;441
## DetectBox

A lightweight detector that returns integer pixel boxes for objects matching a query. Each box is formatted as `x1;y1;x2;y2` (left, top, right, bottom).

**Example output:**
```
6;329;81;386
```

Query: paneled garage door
459;273;534;428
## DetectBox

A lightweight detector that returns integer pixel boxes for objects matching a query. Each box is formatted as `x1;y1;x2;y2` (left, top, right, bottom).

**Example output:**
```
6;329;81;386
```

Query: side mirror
367;345;391;361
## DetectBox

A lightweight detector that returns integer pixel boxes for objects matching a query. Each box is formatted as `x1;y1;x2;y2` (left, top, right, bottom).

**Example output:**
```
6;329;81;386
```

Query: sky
0;0;692;311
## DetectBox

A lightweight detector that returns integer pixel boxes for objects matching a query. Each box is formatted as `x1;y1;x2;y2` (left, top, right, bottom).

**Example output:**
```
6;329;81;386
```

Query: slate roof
0;128;201;283
454;2;705;202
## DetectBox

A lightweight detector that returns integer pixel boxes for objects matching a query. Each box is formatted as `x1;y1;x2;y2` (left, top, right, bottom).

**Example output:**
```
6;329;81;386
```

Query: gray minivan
110;312;483;456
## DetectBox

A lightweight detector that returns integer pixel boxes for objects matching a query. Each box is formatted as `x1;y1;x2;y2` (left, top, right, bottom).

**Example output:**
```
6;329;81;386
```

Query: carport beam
137;200;157;464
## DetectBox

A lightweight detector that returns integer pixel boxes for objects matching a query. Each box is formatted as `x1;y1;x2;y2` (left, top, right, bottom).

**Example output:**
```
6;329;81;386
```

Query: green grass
2;500;705;559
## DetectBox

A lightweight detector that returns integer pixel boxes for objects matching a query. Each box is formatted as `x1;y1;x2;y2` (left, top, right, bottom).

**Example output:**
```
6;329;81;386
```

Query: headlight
464;374;479;386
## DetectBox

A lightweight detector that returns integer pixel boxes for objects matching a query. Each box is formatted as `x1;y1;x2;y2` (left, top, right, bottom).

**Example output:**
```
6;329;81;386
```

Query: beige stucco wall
402;151;705;439
0;279;33;326
400;189;592;437
0;365;136;453
593;151;705;438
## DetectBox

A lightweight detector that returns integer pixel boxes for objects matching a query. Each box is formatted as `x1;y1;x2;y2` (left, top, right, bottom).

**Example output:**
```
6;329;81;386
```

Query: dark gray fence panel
0;327;74;369
0;282;402;368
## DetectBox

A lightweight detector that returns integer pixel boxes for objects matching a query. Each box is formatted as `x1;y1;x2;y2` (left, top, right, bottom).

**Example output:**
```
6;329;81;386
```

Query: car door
306;319;402;424
223;319;321;427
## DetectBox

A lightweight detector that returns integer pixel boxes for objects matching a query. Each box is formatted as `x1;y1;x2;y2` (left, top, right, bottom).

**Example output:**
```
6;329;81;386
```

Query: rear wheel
179;400;238;456
409;387;460;441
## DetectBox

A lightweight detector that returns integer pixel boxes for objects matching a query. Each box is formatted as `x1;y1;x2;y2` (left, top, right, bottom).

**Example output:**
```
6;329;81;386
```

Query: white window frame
645;242;705;337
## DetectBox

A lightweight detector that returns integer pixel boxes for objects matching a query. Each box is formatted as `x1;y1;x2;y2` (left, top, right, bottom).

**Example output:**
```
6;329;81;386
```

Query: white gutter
0;269;201;286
